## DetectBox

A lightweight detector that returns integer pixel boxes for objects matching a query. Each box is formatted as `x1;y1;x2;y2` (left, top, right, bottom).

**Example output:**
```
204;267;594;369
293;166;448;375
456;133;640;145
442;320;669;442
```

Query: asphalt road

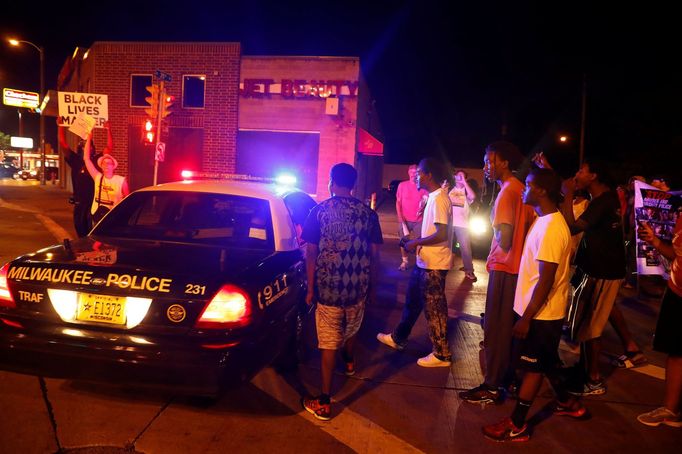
0;179;680;453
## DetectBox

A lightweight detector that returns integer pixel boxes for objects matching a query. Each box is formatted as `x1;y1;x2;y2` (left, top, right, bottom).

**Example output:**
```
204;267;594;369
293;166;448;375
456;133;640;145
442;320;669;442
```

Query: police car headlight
468;215;489;237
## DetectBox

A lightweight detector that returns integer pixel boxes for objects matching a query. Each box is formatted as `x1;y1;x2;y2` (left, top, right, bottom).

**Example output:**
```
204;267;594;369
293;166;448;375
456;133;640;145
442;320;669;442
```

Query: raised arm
57;118;72;154
103;121;113;153
83;131;99;180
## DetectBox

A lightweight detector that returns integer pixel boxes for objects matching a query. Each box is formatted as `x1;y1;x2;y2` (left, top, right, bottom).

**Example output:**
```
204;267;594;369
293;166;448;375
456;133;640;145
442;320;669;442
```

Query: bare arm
462;180;476;204
513;260;559;338
104;121;113;153
305;243;319;306
83;132;99;180
121;178;130;197
404;223;448;251
559;179;589;235
639;221;676;261
495;223;513;252
57;118;72;154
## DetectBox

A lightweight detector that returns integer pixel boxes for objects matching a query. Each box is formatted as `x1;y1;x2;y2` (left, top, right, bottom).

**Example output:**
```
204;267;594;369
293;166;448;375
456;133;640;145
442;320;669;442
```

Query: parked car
13;169;39;180
0;177;316;396
1;163;20;179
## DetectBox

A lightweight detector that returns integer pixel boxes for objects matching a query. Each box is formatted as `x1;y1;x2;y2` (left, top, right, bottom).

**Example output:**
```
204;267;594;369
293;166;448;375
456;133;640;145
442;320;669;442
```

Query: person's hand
441;179;450;190
56;117;62;126
305;289;315;306
512;317;531;339
562;177;576;195
532;151;552;169
103;120;110;129
404;239;418;253
638;221;659;247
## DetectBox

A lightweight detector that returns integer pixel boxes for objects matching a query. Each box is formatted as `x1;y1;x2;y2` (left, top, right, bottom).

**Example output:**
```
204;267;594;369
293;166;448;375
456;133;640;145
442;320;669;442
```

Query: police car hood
13;236;272;280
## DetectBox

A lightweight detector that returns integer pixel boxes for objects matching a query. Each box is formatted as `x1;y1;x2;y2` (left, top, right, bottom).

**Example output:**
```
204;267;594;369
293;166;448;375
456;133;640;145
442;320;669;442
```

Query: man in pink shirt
396;164;428;271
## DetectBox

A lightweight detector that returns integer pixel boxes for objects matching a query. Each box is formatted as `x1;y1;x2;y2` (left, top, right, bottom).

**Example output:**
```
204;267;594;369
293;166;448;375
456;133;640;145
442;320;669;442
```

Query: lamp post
8;38;46;185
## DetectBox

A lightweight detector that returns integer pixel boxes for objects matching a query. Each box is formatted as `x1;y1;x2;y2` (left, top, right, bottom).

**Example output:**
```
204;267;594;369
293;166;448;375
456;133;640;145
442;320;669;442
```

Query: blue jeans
453;226;473;272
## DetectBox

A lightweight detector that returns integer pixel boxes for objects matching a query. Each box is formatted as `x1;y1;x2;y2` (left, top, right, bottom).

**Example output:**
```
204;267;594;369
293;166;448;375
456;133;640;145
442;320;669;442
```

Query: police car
0;175;316;396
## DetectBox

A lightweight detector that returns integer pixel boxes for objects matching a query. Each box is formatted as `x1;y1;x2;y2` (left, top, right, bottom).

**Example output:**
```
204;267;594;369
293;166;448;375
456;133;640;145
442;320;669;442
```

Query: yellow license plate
76;293;126;325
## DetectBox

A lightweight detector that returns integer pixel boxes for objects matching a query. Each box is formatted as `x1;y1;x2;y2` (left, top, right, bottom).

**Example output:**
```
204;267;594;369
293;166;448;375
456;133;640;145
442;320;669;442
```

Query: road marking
34;214;73;242
252;369;425;453
0;197;73;242
629;364;666;380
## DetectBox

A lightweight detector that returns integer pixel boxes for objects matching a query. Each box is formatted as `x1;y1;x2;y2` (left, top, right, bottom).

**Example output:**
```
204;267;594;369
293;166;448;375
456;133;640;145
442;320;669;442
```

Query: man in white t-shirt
377;158;454;367
483;168;586;443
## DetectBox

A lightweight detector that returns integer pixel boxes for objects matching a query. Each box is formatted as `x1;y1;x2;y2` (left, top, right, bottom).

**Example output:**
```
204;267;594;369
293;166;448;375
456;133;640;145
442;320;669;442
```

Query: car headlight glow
468;215;489;236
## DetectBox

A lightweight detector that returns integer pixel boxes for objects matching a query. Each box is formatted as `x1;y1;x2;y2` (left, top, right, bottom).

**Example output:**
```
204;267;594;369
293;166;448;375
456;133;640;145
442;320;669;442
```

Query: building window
183;75;206;109
131;74;153;107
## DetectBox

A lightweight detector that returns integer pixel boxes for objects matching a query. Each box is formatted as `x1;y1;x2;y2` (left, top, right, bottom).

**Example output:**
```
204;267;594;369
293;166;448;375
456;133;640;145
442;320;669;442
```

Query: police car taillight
195;285;251;329
0;263;16;308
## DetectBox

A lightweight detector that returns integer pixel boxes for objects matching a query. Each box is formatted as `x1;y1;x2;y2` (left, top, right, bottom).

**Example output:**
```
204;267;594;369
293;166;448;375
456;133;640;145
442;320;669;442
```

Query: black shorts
653;287;682;356
517;319;564;374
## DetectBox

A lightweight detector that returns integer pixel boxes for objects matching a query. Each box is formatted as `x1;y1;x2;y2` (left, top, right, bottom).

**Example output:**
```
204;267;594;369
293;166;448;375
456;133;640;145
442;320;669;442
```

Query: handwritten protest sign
58;91;108;129
67;112;97;140
634;180;681;277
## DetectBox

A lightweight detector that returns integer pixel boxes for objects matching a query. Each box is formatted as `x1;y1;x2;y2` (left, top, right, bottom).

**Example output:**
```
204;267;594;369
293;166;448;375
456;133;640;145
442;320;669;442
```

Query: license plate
76;293;126;325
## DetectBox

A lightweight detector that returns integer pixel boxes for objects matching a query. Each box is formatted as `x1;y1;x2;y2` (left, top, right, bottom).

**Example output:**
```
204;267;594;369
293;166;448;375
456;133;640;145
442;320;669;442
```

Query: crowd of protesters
299;144;680;438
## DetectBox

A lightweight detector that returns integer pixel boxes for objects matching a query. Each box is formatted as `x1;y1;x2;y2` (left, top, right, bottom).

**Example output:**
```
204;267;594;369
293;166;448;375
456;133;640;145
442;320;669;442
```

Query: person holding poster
57;119;109;236
83;130;129;224
636;215;682;428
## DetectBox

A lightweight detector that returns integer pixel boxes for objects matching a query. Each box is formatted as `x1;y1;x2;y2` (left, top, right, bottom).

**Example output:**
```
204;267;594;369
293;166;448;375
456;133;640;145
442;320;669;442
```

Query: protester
552;158;636;394
449;170;477;281
83;130;129;224
396;164;428;271
636;216;682;428
300;163;383;420
377;157;454;367
460;142;535;404
483;168;586;442
57;119;110;236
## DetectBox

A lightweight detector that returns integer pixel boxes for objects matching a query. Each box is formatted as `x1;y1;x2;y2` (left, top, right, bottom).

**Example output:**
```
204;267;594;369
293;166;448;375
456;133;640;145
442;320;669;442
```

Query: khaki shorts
315;303;365;350
574;275;622;342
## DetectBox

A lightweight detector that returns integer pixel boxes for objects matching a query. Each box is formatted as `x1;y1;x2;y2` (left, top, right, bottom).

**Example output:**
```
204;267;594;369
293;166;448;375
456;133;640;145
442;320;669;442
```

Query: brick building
55;42;381;199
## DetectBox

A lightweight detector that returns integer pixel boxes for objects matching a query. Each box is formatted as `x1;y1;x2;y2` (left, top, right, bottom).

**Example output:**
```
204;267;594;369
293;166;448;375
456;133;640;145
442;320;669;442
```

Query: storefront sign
58;91;109;128
3;88;39;109
240;79;359;99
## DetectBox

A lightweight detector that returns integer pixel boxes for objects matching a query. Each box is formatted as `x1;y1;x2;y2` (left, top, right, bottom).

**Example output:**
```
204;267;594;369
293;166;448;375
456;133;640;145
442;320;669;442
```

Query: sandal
612;351;648;369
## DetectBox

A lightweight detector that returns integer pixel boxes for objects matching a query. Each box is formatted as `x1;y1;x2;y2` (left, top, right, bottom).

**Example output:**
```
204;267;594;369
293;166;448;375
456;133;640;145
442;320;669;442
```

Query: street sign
155;142;166;162
154;70;172;82
3;88;39;109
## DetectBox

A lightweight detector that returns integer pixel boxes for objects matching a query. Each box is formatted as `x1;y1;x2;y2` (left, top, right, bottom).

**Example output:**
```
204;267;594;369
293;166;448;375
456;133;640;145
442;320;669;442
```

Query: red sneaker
554;401;590;419
302;396;331;421
482;417;529;442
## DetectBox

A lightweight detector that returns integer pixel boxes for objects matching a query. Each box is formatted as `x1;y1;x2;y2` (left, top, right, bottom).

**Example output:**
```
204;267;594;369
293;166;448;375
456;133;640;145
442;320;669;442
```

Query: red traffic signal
144;119;155;144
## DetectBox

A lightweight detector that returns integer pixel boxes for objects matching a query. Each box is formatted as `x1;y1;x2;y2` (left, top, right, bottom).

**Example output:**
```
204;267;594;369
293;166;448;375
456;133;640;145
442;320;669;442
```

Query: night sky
1;2;680;184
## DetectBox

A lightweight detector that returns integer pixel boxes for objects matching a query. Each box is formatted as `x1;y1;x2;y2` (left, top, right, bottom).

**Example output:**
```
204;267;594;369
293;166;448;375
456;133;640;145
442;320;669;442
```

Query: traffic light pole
153;81;165;186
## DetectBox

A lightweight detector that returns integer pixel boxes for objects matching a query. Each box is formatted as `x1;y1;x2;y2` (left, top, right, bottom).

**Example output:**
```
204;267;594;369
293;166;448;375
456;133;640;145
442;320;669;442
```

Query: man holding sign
57;118;110;236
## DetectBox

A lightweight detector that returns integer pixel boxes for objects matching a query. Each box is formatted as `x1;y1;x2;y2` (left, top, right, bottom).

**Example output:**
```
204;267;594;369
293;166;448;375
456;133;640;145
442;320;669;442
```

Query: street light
8;38;46;185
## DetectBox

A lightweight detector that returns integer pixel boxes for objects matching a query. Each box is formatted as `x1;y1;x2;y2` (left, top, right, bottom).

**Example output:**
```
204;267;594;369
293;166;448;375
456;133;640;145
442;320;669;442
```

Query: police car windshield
92;191;274;250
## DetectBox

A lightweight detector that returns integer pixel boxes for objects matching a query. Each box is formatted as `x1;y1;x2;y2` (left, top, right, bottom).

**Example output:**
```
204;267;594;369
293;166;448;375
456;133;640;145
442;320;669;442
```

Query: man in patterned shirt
300;163;383;420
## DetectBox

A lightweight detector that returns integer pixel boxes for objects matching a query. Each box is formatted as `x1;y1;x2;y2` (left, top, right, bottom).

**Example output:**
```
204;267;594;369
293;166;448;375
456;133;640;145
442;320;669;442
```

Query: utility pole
153;81;165;186
579;73;587;166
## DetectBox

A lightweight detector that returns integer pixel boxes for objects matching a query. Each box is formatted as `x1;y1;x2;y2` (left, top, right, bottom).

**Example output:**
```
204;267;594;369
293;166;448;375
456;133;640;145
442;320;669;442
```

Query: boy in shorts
483;168;586;442
300;163;383;420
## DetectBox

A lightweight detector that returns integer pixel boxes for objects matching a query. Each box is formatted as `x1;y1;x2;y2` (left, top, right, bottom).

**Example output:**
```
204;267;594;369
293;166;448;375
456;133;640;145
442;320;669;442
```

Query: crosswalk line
252;369;425;454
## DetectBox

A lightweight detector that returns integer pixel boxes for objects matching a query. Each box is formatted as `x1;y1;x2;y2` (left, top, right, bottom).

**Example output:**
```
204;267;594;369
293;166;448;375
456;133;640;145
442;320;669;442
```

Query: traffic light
160;90;174;119
144;119;155;144
145;84;160;119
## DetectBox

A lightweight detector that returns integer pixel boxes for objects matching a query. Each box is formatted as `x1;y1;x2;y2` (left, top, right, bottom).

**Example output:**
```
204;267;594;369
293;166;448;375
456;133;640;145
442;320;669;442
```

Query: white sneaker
377;333;405;351
417;352;452;368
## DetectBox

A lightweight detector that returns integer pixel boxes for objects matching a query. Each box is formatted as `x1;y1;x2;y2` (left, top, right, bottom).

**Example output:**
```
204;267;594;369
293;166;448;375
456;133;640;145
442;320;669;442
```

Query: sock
511;399;532;428
319;394;330;405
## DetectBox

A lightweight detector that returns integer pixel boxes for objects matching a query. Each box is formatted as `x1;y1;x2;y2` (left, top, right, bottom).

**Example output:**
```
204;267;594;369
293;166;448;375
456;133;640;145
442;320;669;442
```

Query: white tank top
91;174;126;214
